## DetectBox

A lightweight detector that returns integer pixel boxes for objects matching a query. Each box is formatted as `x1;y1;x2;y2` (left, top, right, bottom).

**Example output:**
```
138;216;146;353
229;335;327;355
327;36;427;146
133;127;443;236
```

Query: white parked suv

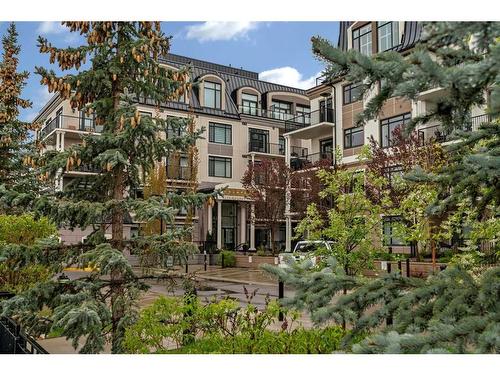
278;240;335;268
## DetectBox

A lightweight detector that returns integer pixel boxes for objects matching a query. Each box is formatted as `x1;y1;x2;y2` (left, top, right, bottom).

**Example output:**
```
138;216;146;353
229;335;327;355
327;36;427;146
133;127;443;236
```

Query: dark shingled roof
156;54;308;119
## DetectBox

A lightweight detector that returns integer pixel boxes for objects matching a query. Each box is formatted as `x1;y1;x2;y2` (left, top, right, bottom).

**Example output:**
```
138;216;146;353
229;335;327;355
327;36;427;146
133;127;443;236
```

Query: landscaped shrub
0;214;57;293
0;214;57;245
123;294;347;354
218;250;236;268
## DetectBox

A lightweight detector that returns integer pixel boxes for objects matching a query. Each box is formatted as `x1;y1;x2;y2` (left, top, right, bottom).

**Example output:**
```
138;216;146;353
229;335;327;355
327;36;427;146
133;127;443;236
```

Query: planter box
364;260;447;278
234;254;278;269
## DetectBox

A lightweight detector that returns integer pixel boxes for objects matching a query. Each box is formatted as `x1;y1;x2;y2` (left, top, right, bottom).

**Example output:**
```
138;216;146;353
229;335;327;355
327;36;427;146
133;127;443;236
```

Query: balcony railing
238;105;296;122
248;141;285;155
67;163;101;174
290;151;333;171
38;114;102;140
285;108;335;133
418;114;492;144
290;145;309;158
166;165;192;181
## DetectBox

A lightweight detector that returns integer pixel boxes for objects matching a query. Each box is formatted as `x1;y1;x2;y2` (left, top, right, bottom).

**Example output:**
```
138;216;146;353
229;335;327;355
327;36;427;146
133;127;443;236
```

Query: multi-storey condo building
34;22;490;253
282;21;491;254
34;53;311;249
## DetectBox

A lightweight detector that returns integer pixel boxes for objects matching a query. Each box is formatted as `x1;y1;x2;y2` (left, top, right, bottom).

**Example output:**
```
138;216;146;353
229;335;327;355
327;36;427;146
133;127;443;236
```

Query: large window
271;100;292;120
344;126;364;149
241;93;258;115
296;105;311;124
166;116;186;139
343;83;362;105
204;81;222;109
249;128;269;153
209;156;232;178
209;123;232;145
383;164;404;186
377;22;400;52
319;97;334;122
380;113;411;148
383;216;406;246
352;24;372;56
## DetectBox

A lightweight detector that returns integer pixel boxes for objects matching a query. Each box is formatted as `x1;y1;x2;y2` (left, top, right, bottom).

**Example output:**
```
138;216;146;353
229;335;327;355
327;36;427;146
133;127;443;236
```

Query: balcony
418;114;492;144
284;108;335;133
38;114;103;140
66;163;101;174
238;105;296;122
248;141;285;156
166;165;192;181
290;151;333;171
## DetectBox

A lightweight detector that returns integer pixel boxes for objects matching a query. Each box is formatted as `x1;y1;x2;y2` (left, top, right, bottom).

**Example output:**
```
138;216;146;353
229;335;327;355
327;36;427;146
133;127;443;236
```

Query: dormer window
353;24;372;56
377;22;400;52
204;81;222;109
241;93;258;115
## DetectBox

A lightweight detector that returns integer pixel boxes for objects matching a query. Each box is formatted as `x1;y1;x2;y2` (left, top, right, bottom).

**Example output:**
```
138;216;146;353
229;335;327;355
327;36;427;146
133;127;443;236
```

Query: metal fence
0;316;48;354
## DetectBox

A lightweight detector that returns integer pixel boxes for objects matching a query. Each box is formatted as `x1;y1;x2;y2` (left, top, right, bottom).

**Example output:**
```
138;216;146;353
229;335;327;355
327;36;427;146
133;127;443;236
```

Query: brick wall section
363;260;447;278
234;255;279;269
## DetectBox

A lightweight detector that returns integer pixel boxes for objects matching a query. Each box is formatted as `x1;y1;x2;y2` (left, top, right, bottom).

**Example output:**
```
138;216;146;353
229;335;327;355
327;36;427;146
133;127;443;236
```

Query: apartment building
33;53;311;249
282;21;491;254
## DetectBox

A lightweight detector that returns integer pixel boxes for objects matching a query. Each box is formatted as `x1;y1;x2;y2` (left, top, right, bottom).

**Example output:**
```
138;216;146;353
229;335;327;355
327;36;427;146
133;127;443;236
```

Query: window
319;138;333;159
209;123;232;145
383;164;404;185
352;24;372;56
241;93;258;115
249;128;269;153
343;83;362;105
279;136;285;156
209;156;232;178
204;81;222;109
271;100;292;120
319;97;334;122
296;105;311;124
166;116;186;139
166;156;190;180
380;113;411;148
344;126;364;149
377;22;400;52
383;216;406;246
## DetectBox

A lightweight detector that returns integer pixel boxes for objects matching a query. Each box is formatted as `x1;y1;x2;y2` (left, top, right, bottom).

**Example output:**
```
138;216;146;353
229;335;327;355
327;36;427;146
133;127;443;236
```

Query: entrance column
240;204;247;245
216;200;222;250
207;202;213;235
249;203;255;251
284;135;292;252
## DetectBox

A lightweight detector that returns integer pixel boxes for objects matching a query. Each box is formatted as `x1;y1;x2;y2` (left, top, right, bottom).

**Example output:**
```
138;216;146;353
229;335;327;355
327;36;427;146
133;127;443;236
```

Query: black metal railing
290;145;309;158
238;105;296;122
0;316;48;354
67;163;101;174
166;165;192;180
38;114;102;140
290;151;333;171
248;141;285;155
418;114;492;144
285;108;335;133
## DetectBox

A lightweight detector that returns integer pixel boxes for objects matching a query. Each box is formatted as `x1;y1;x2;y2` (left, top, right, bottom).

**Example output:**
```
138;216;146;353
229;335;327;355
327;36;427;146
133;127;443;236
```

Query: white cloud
21;86;54;122
37;22;66;35
259;67;321;90
185;22;258;42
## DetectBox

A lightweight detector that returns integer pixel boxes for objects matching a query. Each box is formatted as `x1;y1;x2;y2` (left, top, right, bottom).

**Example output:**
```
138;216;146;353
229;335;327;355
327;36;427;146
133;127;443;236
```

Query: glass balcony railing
238;105;296;122
285;108;335;133
166;165;192;181
418;114;492;144
38;114;102;140
290;151;333;171
248;141;285;155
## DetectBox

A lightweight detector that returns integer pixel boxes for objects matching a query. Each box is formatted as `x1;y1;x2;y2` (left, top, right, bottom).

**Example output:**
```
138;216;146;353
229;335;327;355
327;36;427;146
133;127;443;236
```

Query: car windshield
294;243;327;253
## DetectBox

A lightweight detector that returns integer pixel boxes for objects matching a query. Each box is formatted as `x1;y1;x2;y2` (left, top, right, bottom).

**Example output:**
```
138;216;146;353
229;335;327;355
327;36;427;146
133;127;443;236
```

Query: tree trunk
110;24;125;353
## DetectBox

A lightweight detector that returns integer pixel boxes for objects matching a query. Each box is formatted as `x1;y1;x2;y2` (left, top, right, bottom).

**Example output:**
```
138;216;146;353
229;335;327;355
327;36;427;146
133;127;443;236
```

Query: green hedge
218;250;236;268
170;326;345;354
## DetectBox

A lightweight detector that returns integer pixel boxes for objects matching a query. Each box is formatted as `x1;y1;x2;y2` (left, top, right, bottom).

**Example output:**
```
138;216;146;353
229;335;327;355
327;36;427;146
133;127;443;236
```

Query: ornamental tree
0;22;211;353
0;23;40;210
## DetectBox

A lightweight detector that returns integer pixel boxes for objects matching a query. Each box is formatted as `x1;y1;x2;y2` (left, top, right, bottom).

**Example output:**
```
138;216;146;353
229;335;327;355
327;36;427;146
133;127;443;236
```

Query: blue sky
0;21;339;122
